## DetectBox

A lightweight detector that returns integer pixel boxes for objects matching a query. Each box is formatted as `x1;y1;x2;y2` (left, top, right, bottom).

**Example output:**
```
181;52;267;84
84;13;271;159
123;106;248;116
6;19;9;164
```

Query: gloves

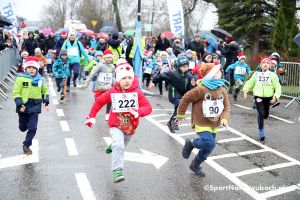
128;107;139;118
85;117;96;128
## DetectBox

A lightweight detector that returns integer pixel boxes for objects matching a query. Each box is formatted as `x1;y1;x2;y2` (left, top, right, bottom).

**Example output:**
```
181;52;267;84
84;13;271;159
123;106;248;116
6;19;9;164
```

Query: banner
0;0;18;35
166;0;184;36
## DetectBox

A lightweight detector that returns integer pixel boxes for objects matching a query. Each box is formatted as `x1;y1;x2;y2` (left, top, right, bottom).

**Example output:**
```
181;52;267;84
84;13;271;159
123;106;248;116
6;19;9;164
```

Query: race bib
256;72;271;84
98;73;113;84
144;67;152;74
235;66;246;75
68;48;79;56
189;61;196;69
111;92;139;113
47;59;52;64
202;94;224;118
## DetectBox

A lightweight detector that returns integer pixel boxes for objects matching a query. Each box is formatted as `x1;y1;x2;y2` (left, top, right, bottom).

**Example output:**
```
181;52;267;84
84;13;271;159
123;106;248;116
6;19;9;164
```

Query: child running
85;61;152;183
13;56;49;155
177;62;230;176
243;56;281;144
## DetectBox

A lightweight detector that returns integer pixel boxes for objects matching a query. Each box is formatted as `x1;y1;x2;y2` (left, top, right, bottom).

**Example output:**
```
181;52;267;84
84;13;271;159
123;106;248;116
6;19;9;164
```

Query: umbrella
211;28;232;40
78;29;94;35
204;34;218;53
293;33;300;47
100;26;117;34
40;28;53;35
124;29;135;36
161;31;174;38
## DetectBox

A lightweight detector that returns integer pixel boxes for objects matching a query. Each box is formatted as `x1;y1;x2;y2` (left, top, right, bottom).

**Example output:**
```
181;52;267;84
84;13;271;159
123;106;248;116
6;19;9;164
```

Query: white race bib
235;66;246;75
203;96;224;118
68;48;79;56
98;73;113;84
47;59;52;64
256;72;271;84
111;92;139;113
144;67;152;74
189;61;196;69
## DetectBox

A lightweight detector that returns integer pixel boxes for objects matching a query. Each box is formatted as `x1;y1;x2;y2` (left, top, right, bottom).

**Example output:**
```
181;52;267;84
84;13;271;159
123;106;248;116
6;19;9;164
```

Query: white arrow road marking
103;137;168;169
0;140;39;169
75;173;97;200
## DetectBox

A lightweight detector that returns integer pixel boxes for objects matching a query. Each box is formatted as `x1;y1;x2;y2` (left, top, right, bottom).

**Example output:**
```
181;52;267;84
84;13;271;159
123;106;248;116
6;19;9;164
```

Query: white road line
150;114;169;117
152;108;191;114
60;121;70;131
176;132;195;137
209;153;238;160
233;168;264;177
234;104;294;123
142;89;154;95
269;114;294;124
0;140;39;169
75;173;97;200
65;138;79;156
49;86;57;97
238;149;268;156
260;184;300;199
56;109;65;117
157;117;191;123
217;137;245;144
52;99;59;105
263;162;297;171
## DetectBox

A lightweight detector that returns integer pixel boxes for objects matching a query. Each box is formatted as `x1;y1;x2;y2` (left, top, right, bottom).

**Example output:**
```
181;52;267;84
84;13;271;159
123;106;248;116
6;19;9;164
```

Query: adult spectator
96;36;107;52
55;32;68;55
108;33;124;65
45;32;56;53
79;33;90;48
154;33;171;53
22;31;39;56
38;33;46;54
186;34;205;60
172;36;184;57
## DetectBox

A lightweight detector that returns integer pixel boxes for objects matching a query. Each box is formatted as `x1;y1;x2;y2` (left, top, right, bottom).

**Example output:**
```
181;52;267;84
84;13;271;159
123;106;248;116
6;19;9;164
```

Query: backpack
65;41;82;57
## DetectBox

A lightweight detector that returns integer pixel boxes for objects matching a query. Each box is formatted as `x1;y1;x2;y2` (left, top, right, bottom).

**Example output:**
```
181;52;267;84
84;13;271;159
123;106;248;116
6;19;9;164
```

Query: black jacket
22;38;39;56
96;42;107;52
153;69;193;101
186;40;205;58
154;38;171;53
45;36;56;51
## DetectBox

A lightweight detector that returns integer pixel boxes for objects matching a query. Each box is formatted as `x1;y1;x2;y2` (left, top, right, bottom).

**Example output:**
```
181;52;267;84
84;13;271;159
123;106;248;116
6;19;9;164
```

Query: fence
0;48;18;110
280;62;300;108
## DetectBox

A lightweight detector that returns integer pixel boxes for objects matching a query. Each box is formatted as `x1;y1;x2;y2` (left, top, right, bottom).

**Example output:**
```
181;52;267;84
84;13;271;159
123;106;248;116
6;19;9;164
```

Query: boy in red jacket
85;61;152;183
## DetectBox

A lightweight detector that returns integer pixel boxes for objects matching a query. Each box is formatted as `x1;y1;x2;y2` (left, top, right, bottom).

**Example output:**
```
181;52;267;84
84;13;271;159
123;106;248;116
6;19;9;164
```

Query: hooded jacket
88;76;152;135
22;32;39;56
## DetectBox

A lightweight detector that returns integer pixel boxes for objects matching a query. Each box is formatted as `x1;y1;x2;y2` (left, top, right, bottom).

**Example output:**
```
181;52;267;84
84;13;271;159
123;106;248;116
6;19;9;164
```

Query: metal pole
137;0;141;22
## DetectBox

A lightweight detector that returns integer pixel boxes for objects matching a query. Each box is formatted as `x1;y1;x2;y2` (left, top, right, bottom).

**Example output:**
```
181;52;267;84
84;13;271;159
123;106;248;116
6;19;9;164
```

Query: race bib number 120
98;73;112;84
111;92;139;113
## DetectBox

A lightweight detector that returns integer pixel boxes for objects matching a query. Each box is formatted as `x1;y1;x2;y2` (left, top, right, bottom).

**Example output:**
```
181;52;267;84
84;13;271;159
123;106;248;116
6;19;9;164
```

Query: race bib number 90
111;92;139;113
98;73;113;84
235;67;246;75
256;72;271;84
202;94;224;118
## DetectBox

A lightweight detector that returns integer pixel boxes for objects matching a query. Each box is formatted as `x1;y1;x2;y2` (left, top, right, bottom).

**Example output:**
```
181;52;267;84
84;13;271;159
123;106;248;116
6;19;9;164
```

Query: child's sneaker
60;94;65;101
105;113;110;121
66;86;70;92
182;138;194;159
167;121;175;133
23;145;32;155
73;80;77;87
105;144;112;154
259;136;265;144
113;169;125;183
189;160;205;177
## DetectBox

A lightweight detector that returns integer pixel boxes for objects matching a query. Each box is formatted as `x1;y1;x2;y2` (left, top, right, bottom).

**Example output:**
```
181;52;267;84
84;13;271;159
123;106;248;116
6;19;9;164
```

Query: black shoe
233;94;237;101
167;121;175;133
182;139;194;159
259;136;265;144
271;101;280;108
60;94;65;101
189;160;205;177
23;145;32;155
173;124;179;130
57;87;61;92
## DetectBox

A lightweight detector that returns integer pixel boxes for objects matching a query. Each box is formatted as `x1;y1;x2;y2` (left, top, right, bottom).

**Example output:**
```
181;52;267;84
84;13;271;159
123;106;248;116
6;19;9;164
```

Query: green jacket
13;73;49;113
243;70;281;100
80;56;89;67
86;60;98;72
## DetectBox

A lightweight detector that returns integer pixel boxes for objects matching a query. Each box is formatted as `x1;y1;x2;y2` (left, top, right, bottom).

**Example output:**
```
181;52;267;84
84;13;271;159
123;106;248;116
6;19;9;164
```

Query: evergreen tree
272;3;287;54
288;18;300;57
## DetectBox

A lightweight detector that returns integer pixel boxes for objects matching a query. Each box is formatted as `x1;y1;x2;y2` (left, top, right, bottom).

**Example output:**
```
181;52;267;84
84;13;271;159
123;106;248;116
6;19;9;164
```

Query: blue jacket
52;58;71;78
89;39;98;49
225;61;251;81
61;39;89;64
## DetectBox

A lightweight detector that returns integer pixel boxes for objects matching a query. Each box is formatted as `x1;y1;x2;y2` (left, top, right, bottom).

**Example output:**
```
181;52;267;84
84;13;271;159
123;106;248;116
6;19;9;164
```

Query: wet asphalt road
0;77;299;200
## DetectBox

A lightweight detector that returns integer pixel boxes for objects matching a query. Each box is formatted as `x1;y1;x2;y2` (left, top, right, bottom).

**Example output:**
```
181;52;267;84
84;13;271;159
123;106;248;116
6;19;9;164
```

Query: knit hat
103;49;113;58
61;31;67;37
186;49;192;54
112;33;118;40
200;63;221;80
160;51;168;57
115;61;134;82
270;56;277;65
237;52;246;60
176;55;189;67
271;52;280;58
95;51;103;56
21;50;29;57
34;48;41;55
260;56;271;65
23;56;40;70
60;48;68;56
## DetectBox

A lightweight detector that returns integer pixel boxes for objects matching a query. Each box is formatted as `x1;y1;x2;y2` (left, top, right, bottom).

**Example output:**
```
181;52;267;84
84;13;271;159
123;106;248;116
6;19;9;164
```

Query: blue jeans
169;98;181;122
18;113;39;147
193;131;216;164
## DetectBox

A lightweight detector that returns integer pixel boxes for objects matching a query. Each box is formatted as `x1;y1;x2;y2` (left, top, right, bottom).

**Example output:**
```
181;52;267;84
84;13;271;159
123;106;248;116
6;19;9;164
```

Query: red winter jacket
88;76;152;135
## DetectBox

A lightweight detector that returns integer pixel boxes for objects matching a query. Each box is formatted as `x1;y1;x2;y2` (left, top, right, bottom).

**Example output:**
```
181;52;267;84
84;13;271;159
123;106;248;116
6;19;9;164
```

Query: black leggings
255;96;272;129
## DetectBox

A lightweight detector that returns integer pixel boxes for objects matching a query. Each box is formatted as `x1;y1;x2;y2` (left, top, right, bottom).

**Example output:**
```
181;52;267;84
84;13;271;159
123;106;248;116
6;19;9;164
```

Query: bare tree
112;0;123;32
42;0;68;30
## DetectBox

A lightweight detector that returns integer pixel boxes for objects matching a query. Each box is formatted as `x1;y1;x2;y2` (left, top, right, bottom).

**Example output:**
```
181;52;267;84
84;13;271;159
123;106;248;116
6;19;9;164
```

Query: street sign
91;20;97;27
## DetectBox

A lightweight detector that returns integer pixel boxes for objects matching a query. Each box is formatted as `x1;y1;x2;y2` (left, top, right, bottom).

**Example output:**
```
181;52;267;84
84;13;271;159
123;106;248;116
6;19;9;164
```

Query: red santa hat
23;56;40;70
237;52;246;60
21;50;29;57
61;31;67;37
103;49;113;58
260;56;271;65
115;61;134;82
270;57;277;65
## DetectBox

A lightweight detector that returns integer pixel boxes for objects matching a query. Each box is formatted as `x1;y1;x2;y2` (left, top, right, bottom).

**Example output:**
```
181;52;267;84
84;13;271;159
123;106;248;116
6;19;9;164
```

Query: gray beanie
60;49;68;56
